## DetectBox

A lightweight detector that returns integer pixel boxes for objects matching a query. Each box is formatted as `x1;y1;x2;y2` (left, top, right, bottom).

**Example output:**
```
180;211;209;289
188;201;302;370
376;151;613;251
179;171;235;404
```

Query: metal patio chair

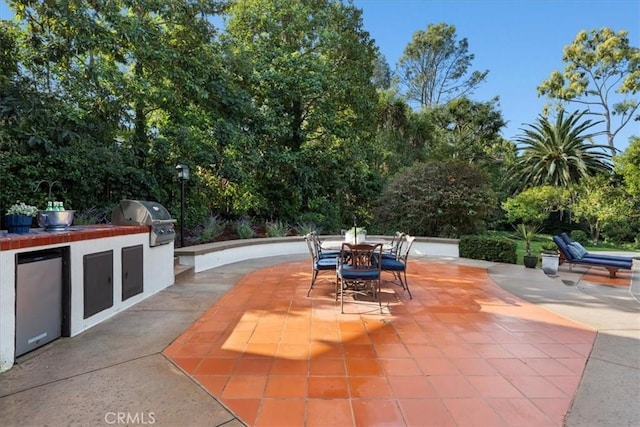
337;242;383;313
305;233;338;296
381;235;415;299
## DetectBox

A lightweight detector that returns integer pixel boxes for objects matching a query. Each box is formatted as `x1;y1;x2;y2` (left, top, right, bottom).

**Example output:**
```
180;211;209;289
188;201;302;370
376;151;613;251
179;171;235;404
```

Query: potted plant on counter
540;241;560;276
516;223;540;268
5;202;38;234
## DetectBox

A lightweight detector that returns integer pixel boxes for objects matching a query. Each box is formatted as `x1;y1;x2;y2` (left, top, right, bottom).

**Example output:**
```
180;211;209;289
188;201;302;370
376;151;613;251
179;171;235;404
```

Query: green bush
234;218;255;239
198;215;227;243
601;217;640;244
540;240;558;254
265;219;289;237
570;229;589;245
373;160;495;238
459;235;517;264
295;221;318;235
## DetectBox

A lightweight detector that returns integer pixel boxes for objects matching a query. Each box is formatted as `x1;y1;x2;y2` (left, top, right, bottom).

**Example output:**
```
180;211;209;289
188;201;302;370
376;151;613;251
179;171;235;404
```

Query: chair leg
402;270;412;299
395;271;405;290
306;270;318;297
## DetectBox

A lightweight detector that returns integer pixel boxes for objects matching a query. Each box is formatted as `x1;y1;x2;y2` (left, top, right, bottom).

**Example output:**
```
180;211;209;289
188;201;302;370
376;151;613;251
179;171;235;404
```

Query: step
174;263;194;282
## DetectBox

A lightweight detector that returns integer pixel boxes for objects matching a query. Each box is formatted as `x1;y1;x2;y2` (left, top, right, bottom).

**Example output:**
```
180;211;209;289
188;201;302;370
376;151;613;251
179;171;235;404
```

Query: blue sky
353;0;640;151
2;0;638;151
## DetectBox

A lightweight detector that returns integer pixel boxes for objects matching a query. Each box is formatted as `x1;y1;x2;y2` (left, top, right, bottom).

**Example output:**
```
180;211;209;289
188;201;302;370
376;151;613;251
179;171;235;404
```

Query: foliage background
1;1;638;246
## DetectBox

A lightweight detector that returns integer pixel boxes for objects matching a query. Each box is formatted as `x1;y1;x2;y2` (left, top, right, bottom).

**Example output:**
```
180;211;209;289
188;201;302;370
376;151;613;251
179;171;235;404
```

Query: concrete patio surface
0;253;638;426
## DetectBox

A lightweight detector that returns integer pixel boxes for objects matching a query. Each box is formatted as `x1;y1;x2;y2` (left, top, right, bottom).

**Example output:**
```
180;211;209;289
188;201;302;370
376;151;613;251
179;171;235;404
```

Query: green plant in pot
5;202;38;234
515;223;540;268
540;241;558;255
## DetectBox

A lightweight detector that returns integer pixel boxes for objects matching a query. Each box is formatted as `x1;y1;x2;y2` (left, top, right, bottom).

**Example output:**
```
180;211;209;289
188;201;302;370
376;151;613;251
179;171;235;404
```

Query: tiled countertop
0;225;149;250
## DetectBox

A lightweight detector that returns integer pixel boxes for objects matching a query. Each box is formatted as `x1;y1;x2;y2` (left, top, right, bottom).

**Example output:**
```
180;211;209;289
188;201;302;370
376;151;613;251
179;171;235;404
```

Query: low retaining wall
174;235;459;273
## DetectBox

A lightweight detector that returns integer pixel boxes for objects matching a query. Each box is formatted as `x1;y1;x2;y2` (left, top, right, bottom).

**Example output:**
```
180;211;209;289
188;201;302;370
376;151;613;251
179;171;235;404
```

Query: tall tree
614;136;640;197
225;0;379;221
538;28;640;150
3;0;238;220
372;51;392;90
372;89;432;175
428;96;506;163
397;22;488;108
511;110;612;190
572;174;634;243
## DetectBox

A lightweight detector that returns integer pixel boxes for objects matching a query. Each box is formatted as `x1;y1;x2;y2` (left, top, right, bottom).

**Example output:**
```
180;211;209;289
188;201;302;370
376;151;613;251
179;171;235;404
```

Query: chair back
305;233;319;261
341;243;383;272
553;235;573;261
386;232;406;258
398;235;416;263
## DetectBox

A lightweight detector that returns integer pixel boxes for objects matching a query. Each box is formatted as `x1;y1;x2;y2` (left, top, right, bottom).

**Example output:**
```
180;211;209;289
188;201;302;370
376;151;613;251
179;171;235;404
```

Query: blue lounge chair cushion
578;256;632;269
583;253;634;263
554;236;574;259
560;232;572;245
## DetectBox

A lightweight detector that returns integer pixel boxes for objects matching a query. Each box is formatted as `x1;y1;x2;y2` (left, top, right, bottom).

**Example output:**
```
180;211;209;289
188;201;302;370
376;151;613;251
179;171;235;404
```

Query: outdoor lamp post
175;164;190;247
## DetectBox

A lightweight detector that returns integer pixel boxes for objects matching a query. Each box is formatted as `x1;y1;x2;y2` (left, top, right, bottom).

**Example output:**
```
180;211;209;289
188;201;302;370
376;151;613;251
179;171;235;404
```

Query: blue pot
5;214;33;234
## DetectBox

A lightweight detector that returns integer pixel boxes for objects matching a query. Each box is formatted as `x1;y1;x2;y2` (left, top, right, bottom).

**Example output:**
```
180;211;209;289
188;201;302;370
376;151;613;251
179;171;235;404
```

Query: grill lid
112;200;175;226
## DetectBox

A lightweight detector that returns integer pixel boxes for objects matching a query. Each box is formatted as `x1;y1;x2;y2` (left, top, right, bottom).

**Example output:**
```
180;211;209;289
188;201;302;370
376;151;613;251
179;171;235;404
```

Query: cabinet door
83;251;114;319
122;245;143;301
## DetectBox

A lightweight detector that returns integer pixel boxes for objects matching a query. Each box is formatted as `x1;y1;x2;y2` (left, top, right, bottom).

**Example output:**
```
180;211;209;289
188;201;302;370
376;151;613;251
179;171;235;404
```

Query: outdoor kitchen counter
0;224;174;373
0;224;149;250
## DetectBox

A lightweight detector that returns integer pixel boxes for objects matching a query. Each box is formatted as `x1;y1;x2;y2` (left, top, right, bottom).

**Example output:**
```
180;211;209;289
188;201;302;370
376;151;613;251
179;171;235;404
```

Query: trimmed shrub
459;235;517;264
373;160;495;238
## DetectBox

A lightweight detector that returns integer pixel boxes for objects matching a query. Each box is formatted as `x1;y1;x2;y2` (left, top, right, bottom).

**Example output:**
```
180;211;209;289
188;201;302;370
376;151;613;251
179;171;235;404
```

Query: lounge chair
558;233;634;263
552;235;633;278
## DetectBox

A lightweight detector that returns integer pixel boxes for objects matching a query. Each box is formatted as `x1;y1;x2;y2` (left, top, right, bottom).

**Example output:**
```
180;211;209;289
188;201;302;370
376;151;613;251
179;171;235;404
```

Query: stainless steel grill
111;200;176;247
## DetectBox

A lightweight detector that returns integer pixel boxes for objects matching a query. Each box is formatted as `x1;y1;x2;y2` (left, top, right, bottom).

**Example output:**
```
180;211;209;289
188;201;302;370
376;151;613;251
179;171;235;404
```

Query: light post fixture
175;164;190;247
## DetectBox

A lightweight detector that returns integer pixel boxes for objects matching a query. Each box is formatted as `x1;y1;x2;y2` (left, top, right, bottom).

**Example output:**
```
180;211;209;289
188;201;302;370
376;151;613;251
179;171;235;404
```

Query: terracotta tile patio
163;260;598;426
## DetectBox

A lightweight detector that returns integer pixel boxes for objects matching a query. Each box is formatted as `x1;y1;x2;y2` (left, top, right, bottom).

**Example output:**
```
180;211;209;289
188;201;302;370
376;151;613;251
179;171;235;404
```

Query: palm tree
510;110;612;190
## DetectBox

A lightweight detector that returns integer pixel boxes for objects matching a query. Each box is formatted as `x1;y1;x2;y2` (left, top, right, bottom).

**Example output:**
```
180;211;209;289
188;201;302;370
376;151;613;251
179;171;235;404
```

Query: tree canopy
510;110;612;190
538;27;640;150
615;136;640;197
3;1;636;245
397;22;488;108
373;160;495;237
224;0;380;223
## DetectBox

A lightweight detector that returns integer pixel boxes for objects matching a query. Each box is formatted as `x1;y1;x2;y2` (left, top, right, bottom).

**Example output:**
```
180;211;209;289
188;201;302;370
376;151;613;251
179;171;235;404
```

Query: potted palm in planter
516;223;539;268
540;241;560;276
5;202;39;234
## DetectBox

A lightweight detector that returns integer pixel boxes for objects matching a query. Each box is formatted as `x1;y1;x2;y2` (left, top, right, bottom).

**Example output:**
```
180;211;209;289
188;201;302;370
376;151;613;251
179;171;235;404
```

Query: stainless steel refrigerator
15;249;63;357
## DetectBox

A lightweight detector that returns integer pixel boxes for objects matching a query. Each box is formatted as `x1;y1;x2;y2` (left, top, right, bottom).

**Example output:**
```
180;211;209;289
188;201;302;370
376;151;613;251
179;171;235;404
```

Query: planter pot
5;214;33;234
345;231;367;244
523;255;538;269
541;253;560;276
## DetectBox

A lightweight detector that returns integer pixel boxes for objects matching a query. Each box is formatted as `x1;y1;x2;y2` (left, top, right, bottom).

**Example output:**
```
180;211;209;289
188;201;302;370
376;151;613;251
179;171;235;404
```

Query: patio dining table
320;238;391;252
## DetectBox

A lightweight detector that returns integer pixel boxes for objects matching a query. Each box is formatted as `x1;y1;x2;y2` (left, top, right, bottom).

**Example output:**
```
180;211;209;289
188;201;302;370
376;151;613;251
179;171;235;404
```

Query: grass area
486;230;638;266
